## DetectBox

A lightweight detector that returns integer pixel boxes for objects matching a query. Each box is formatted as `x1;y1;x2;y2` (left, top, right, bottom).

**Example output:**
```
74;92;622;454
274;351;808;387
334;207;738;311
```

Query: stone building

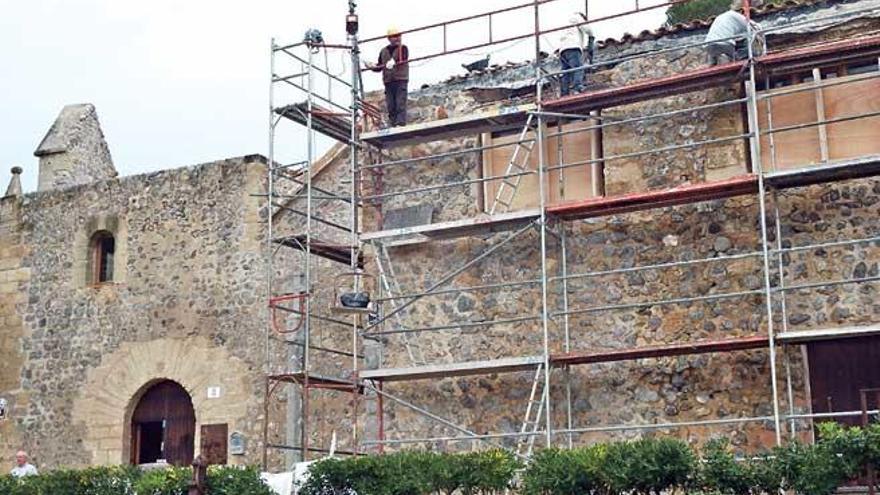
2;0;880;474
0;104;273;471
277;0;880;458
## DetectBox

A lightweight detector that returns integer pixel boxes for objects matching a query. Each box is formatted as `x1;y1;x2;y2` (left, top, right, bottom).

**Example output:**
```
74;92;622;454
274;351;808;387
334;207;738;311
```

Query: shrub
0;464;270;495
132;467;190;495
698;438;749;495
601;438;695;495
522;446;605;495
774;441;850;495
458;450;520;494
299;450;518;495
206;466;274;495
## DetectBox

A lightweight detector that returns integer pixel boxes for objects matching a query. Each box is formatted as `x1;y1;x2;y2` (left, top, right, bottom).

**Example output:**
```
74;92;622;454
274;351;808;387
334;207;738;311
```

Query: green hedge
299;449;520;495
2;424;878;495
300;423;880;495
0;465;271;495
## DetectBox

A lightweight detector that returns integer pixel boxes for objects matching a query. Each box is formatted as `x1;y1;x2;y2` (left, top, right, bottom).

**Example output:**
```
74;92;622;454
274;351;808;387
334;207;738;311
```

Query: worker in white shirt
558;13;594;97
706;0;763;66
10;450;38;478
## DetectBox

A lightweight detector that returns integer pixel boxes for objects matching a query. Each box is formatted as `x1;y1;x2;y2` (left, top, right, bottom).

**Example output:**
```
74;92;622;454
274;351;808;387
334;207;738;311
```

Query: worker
366;27;410;127
558;13;593;97
705;0;763;66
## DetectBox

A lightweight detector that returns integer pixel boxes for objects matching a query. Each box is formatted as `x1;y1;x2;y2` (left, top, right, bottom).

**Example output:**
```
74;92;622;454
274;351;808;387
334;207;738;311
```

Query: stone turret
4;167;22;198
33;104;116;191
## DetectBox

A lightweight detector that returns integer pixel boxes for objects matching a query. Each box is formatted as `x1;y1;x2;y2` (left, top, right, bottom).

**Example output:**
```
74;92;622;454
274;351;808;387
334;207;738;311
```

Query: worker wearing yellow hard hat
366;26;410;127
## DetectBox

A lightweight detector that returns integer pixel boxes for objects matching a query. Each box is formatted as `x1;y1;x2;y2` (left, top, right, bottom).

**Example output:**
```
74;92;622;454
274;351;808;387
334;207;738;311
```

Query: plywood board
824;75;880;161
548;120;598;204
483;120;598;212
483;128;544;211
758;87;822;171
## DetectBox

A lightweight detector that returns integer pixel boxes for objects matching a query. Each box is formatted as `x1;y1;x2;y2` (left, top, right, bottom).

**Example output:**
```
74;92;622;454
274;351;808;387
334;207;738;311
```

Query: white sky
0;0;667;193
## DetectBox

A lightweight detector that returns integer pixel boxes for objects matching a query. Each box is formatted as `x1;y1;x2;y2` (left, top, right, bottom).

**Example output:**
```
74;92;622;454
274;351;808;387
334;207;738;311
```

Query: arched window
90;231;115;284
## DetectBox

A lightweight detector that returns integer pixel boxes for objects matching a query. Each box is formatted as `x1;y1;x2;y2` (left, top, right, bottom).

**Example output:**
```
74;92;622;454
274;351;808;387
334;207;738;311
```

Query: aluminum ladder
516;363;546;458
374;243;427;367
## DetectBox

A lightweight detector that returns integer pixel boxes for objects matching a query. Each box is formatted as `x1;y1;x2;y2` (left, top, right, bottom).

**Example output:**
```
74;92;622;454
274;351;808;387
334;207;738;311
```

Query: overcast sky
0;0;667;193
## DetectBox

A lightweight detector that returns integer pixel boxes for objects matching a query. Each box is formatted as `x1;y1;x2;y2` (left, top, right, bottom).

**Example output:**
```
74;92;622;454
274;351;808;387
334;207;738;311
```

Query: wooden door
200;424;228;465
807;335;880;426
130;380;196;466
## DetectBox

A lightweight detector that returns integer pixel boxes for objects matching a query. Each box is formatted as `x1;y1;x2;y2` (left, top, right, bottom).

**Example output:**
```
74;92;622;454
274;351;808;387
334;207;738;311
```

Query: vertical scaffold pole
349;0;362;454
534;0;553;449
773;191;797;440
301;45;316;462
263;37;277;471
561;224;573;449
744;14;783;446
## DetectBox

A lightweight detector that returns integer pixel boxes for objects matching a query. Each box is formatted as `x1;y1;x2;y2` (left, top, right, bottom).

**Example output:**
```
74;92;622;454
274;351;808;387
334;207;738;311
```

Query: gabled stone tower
33;104;117;191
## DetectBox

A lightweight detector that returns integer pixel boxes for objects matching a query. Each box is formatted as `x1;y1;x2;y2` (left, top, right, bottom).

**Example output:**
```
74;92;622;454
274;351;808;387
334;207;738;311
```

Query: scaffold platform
361;102;536;148
277;102;353;143
273;234;364;267
268;372;364;394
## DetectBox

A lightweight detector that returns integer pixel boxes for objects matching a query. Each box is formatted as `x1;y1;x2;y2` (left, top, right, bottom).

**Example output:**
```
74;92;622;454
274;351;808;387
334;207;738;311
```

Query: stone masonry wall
0;156;283;471
0;194;30;468
348;3;880;455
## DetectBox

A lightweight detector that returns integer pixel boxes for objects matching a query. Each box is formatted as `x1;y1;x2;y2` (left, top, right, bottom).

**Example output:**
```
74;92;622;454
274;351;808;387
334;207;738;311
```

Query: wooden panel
483;120;598;211
825;75;880;161
200;424;228;465
548;120;598;204
807;335;880;426
483;128;543;211
758;86;821;171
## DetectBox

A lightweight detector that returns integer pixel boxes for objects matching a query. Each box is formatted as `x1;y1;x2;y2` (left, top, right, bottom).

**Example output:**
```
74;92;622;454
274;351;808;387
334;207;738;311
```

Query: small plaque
207;386;222;399
229;431;246;455
0;398;7;420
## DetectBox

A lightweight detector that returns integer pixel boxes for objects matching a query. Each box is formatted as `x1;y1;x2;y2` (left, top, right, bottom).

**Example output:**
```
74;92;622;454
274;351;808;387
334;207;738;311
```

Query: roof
34;103;96;157
437;0;861;87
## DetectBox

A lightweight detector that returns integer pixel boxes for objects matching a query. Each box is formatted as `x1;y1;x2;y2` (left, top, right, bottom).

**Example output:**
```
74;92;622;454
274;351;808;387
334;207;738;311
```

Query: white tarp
262;460;317;495
261;471;294;495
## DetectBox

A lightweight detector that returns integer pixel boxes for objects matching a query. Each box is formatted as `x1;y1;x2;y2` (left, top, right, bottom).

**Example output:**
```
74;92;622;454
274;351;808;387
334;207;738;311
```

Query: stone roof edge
20;154;268;201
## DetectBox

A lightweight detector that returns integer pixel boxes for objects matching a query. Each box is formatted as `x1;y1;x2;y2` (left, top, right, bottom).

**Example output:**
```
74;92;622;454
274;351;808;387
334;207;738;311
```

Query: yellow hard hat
386;26;401;37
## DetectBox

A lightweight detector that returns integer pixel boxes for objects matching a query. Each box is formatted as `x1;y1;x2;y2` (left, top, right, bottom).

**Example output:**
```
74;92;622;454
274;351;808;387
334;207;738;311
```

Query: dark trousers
384;80;408;127
707;42;736;66
560;48;585;97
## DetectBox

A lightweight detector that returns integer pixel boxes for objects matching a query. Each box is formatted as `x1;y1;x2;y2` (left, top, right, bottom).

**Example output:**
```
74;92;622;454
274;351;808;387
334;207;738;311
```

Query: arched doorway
129;380;195;466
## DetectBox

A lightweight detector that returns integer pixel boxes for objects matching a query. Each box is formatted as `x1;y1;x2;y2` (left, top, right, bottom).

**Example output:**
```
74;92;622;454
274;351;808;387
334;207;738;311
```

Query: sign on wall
229;431;245;456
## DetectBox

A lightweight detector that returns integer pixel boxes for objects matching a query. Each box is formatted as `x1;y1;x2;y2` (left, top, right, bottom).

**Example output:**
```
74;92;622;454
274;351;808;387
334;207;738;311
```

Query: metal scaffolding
264;0;880;467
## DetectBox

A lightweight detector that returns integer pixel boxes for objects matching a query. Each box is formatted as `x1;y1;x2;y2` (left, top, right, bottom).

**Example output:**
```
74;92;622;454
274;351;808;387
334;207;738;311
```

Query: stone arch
71;337;252;466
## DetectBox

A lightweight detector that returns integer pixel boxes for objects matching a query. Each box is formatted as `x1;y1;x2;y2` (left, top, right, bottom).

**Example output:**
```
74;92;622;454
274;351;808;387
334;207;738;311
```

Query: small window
90;231;115;284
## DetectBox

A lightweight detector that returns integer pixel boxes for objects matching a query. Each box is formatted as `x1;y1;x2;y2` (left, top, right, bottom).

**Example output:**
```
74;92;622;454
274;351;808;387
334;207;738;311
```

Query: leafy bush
698;438;751;495
522;445;605;495
299;450;519;495
0;464;270;495
601;438;695;495
666;0;786;25
207;466;275;495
